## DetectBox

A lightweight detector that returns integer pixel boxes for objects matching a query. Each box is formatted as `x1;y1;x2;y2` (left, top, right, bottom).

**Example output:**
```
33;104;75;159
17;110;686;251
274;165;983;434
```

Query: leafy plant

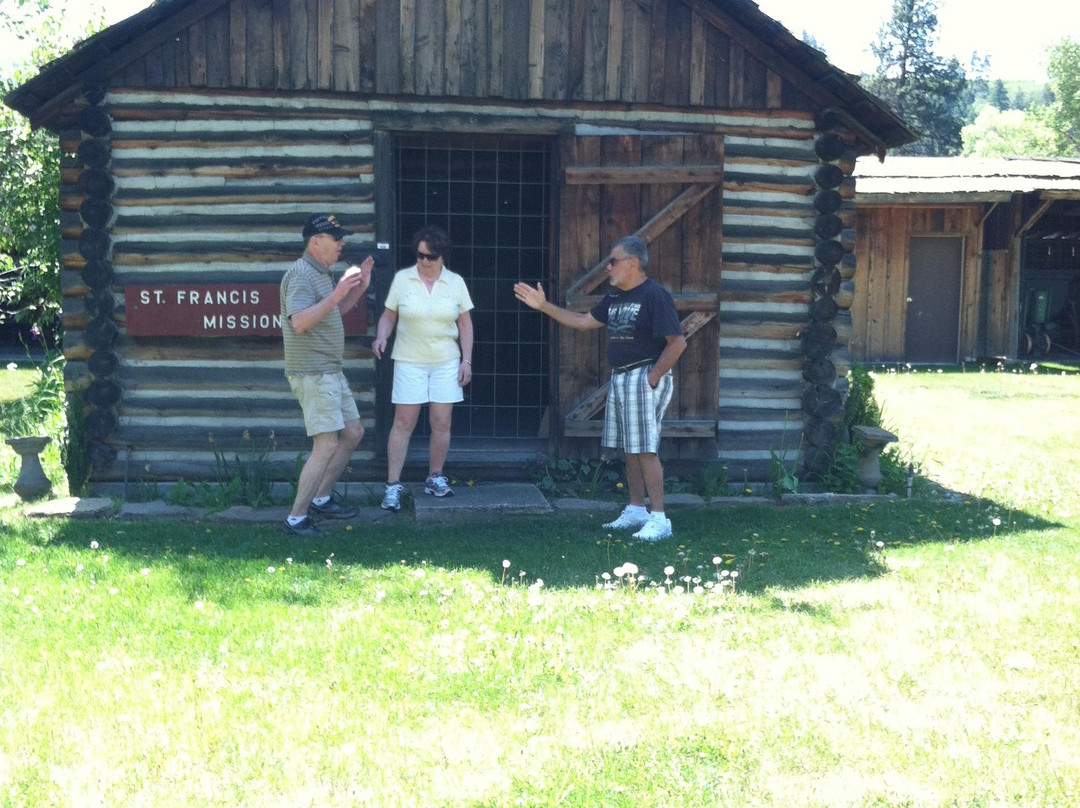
820;441;863;494
61;386;89;496
0;353;66;493
528;454;623;500
845;362;884;430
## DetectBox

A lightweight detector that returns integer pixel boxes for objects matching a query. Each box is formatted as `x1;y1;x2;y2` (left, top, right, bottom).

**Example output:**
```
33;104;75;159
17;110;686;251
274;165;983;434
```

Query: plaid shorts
602;365;673;454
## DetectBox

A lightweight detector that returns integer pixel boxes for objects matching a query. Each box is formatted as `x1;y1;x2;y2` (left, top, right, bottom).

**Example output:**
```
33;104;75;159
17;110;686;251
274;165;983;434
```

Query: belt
611;358;654;374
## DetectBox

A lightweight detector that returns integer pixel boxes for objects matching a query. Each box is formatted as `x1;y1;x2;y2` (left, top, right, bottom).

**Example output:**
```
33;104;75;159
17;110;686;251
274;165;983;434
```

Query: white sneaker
633;512;673;542
602;505;649;531
381;483;404;511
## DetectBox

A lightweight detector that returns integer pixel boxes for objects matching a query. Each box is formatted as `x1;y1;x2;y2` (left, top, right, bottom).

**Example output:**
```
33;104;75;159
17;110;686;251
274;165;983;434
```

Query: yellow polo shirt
384;266;474;364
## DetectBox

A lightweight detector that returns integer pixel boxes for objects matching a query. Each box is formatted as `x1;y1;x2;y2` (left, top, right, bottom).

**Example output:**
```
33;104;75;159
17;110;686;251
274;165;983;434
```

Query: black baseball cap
302;214;353;239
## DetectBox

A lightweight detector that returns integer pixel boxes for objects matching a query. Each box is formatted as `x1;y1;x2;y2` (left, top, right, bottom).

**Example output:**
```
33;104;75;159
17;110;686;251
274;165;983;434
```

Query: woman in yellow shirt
372;226;474;510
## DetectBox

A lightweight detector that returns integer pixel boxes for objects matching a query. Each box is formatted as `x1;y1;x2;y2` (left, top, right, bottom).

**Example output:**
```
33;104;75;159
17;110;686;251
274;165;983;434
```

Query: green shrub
528;454;623;500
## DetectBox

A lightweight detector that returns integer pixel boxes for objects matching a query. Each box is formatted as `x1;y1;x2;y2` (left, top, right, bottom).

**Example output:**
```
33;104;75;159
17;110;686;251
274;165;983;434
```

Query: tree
961;107;1057;157
1045;37;1080;155
991;79;1010;111
1;1;103;342
865;0;969;156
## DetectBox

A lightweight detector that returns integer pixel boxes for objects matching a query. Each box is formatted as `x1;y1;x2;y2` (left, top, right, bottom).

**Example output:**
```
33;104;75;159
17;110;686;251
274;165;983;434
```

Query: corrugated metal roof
855;156;1080;200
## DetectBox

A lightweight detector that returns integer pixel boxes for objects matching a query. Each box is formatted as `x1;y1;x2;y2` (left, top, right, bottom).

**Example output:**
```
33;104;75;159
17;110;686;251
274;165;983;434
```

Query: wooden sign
124;284;368;337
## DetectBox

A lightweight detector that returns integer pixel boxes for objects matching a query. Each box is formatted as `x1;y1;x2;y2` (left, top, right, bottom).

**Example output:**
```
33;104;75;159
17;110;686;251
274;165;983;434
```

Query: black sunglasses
416;251;441;262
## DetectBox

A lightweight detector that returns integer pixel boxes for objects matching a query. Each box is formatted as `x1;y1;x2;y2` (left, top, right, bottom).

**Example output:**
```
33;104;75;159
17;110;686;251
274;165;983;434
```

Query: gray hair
613;236;649;273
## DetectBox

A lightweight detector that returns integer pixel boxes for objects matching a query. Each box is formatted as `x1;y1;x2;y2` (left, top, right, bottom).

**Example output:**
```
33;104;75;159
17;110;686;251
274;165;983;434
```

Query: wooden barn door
555;133;723;459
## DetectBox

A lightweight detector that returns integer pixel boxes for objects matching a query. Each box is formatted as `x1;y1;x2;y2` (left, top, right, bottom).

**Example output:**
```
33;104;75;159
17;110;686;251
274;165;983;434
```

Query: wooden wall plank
414;0;445;95
647;0;667;104
502;0;530;98
399;0;416;93
332;0;361;92
229;0;247;86
488;0;503;96
605;0;624;100
271;0;290;89
663;0;692;106
580;0;610;101
689;13;706;106
567;0;587;100
542;0;570;101
357;0;376;92
445;0;462;96
189;19;208;86
247;0;276;89
375;0;401;93
316;0;334;88
729;40;745;106
766;68;783;109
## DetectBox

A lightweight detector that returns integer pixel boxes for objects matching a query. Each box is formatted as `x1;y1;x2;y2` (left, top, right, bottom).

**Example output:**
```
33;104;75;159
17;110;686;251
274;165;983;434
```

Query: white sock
626;504;648;516
650;511;666;521
312;495;330;506
287;515;307;526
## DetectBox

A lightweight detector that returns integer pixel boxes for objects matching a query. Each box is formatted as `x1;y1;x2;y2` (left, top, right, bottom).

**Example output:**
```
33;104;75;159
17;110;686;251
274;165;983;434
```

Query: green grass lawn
2;366;1079;807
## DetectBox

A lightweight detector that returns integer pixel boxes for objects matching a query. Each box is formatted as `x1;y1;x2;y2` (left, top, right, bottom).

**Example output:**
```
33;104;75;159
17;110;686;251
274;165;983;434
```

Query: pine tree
865;0;969;155
991;79;1010;111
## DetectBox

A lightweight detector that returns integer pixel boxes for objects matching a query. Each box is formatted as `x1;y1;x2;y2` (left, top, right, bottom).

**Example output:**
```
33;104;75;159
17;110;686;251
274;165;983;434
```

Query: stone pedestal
6;436;53;500
850;425;898;494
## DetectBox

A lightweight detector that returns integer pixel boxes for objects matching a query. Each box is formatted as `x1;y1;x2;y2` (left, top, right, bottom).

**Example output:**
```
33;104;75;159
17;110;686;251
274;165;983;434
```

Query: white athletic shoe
633;512;673;542
602;505;649;531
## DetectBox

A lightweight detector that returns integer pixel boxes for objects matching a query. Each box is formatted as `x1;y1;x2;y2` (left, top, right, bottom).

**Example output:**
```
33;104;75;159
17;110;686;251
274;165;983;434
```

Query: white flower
5;362;16;371
90;541;99;550
622;562;638;575
194;601;205;610
140;568;150;576
267;566;276;574
711;557;721;565
664;566;675;576
502;559;511;569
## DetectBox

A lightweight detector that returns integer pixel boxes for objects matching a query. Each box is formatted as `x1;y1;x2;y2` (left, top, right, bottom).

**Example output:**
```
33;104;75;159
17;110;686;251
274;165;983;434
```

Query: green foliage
962;107;1058;157
866;0;969;156
166;432;277;508
528;454;623;500
844;363;884;430
687;462;730;503
1045;37;1080;156
820;441;863;495
1;3;105;337
0;353;66;493
62;386;89;496
769;447;799;499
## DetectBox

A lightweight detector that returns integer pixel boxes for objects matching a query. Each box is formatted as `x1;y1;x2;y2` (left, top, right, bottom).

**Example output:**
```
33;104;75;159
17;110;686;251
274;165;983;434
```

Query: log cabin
853;156;1080;364
4;0;917;488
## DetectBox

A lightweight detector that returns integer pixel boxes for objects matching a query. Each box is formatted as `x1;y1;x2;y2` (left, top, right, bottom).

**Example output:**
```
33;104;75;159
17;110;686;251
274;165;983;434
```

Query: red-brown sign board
124;284;368;337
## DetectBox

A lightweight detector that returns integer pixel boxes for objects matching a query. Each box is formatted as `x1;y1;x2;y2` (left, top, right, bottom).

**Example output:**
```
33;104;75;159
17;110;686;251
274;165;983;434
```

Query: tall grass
2;364;1079;807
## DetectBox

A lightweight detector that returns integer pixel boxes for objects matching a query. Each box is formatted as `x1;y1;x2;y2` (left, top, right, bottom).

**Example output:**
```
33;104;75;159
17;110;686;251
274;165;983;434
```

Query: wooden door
555;133;723;459
905;236;963;362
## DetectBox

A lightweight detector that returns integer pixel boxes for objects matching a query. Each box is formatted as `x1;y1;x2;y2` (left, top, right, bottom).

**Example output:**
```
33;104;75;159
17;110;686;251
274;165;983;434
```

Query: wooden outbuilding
4;0;917;487
854;156;1080;363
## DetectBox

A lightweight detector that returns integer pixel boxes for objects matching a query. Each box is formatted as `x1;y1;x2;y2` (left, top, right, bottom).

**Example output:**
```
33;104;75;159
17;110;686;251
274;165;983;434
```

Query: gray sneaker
381;483;404;511
424;474;454;497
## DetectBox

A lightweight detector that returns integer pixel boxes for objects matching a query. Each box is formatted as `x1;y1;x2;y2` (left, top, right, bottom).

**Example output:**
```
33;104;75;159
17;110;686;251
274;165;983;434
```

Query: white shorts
392;359;463;405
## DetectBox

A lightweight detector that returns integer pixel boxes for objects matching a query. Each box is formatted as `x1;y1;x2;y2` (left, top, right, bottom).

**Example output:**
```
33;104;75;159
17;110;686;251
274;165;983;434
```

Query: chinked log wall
57;89;843;482
60;91;378;480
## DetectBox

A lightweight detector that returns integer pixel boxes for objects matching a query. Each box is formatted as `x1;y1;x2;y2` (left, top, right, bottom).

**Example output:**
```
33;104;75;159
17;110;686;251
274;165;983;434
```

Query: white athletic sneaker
602;505;650;531
633;512;673;542
381;483;404;511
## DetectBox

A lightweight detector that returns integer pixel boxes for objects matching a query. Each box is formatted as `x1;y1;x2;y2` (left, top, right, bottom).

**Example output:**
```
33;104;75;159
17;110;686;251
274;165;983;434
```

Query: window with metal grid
393;136;551;440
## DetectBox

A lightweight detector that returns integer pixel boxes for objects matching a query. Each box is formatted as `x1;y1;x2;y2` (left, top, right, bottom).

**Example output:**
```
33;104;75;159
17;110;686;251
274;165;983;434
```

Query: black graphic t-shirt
590;278;682;368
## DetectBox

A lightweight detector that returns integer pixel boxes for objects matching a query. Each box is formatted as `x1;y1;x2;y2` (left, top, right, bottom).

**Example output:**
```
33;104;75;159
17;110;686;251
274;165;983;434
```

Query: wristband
462;359;472;365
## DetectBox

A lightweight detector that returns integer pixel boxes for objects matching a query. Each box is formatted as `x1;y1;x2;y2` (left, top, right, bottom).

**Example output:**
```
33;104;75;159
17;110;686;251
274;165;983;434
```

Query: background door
905;236;963;362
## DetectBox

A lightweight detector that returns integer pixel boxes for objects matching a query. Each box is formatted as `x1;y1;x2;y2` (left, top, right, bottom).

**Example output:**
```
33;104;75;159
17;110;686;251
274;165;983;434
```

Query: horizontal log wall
716;130;827;479
112;0;817;112
61;91;377;481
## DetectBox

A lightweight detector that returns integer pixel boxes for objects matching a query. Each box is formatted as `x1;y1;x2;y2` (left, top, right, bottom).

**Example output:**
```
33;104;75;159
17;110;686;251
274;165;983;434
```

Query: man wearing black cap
280;214;373;536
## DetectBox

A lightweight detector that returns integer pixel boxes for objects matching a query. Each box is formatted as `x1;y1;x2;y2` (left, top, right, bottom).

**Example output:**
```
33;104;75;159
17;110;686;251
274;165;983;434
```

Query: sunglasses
416;251;441;262
607;255;632;266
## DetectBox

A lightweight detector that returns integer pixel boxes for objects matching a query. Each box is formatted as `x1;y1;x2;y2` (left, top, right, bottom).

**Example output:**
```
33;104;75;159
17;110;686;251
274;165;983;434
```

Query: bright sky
2;0;1077;82
756;0;1079;82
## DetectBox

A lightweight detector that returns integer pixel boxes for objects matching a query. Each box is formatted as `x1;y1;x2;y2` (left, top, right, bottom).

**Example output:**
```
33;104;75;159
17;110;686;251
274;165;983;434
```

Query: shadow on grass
28;491;1062;596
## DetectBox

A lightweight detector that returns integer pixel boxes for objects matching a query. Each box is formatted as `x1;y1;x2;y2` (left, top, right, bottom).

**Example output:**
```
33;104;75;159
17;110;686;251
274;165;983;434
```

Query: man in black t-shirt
514;236;686;541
